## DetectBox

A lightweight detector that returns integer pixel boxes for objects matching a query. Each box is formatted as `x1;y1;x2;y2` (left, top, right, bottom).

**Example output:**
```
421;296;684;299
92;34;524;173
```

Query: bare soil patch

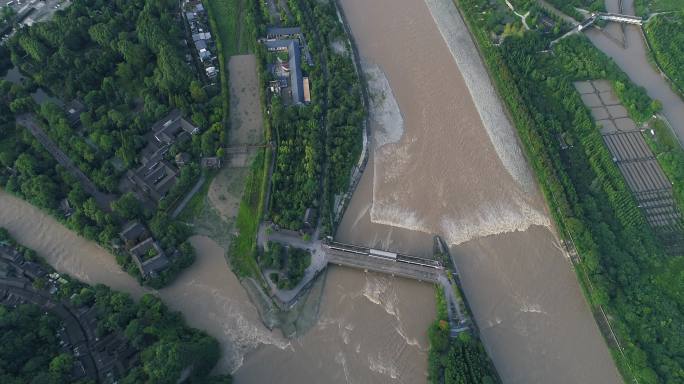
208;167;250;221
228;55;264;146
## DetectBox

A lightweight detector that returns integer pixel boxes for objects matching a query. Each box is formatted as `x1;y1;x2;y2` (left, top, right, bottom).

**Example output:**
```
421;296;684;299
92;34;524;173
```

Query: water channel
587;0;684;144
0;0;648;382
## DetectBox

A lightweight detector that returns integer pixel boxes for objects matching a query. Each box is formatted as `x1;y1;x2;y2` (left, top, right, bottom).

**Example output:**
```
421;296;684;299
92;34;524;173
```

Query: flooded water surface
335;0;622;382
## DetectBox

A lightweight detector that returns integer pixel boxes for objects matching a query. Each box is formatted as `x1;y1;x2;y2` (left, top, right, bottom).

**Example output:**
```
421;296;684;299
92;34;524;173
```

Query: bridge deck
324;242;443;283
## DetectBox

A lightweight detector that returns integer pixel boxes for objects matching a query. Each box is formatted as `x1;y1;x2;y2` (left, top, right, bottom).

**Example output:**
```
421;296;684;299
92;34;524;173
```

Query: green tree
111;192;142;221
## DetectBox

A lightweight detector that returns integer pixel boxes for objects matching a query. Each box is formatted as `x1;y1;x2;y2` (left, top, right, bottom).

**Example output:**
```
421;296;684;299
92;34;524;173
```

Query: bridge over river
257;224;470;335
551;12;644;46
324;241;444;283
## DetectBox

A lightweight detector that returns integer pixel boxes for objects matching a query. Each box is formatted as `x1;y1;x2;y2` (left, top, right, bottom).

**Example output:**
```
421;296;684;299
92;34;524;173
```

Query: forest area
0;0;233;287
455;0;684;381
645;12;684;95
253;0;364;234
0;229;231;384
0;304;81;384
427;288;500;384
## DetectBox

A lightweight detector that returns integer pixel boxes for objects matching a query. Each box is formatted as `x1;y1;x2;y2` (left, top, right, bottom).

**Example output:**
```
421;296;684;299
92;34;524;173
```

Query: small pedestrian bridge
324;241;445;283
579;12;644;30
551;12;644;46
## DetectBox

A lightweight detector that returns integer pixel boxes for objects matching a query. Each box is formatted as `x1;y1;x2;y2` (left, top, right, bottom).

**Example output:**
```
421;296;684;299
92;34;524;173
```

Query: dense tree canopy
0;304;84;384
428;288;500;384
645;13;684;96
0;0;224;287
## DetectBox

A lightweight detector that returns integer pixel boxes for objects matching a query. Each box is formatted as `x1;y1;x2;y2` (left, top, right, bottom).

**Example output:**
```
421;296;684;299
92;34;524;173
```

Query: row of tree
456;0;683;380
645;13;684;96
427;288;500;384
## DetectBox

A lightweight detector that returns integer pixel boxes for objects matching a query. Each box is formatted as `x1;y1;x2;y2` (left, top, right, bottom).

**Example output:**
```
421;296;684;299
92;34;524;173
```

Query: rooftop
64;100;86;127
119;221;148;245
264;39;304;104
151;109;200;145
266;26;303;38
129;238;170;277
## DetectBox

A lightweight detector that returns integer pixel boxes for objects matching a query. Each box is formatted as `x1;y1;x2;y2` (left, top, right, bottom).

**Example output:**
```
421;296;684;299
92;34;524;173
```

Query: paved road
537;0;580;25
171;173;206;218
16;114;115;211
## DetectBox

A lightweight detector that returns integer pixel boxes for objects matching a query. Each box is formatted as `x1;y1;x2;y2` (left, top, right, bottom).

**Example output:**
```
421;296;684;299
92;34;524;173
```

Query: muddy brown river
336;0;622;383
0;0;629;382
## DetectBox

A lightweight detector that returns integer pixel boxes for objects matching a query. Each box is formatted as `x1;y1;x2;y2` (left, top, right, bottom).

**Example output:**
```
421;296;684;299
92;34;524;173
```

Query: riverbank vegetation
644;12;684;95
635;0;683;15
0;229;232;384
427;288;500;384
454;0;683;381
543;0;604;19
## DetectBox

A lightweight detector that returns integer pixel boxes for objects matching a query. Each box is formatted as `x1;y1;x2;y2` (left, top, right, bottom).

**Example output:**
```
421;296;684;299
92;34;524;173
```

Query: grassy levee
230;149;266;278
453;0;683;382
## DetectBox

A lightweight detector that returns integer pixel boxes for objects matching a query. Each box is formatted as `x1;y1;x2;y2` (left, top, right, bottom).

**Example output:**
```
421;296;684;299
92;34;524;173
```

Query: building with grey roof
119;222;148;249
264;39;304;104
266;27;302;39
151;109;200;145
127;160;178;202
129;238;170;278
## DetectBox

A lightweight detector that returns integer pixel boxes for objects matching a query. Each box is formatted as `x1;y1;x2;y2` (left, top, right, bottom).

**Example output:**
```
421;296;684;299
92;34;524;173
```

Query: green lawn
230;150;268;278
205;0;245;57
176;171;217;221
